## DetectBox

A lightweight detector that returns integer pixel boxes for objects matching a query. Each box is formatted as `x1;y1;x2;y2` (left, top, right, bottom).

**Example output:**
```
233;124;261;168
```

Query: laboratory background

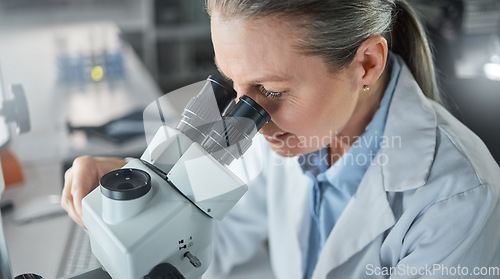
0;0;499;278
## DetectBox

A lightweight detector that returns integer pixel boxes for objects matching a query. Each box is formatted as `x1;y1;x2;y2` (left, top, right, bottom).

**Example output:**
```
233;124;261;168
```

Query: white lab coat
208;57;500;279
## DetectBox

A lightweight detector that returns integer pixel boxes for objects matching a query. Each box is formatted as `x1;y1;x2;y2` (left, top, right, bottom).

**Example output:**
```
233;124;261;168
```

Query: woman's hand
61;156;127;228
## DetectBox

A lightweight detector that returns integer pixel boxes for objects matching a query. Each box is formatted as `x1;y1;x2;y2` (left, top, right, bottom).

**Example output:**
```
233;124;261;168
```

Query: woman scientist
61;0;500;278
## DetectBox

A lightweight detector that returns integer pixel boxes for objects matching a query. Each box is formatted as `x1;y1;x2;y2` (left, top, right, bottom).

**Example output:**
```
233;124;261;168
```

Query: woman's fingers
61;156;126;228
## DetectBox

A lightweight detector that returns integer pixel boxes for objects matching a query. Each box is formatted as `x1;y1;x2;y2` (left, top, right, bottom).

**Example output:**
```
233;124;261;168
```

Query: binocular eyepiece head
177;76;271;165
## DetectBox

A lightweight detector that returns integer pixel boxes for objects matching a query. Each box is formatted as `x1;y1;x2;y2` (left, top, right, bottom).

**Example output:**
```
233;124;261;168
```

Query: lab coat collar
379;56;437;192
313;57;437;276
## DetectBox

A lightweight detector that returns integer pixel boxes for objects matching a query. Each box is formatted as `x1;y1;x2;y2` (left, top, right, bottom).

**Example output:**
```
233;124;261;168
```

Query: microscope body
81;76;270;279
82;126;248;279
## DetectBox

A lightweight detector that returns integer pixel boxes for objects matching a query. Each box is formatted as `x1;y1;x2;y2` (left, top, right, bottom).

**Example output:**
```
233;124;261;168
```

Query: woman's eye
259;86;283;99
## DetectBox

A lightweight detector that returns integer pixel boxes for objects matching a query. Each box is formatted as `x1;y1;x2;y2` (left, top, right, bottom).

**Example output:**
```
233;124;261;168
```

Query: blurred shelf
155;24;211;41
411;0;500;34
0;0;153;32
463;0;500;34
0;0;216;94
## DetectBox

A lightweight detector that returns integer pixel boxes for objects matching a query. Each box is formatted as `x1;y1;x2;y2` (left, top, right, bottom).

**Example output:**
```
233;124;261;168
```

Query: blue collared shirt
301;54;402;278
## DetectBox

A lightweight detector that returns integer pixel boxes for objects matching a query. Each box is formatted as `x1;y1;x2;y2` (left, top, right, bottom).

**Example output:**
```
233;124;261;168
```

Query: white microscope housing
81;76;270;279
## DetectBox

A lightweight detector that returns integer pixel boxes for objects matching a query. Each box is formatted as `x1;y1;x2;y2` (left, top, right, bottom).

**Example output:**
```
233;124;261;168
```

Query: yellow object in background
91;66;104;82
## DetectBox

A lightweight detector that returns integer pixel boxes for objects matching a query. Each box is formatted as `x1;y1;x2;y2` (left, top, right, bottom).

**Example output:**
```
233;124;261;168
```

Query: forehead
210;13;303;82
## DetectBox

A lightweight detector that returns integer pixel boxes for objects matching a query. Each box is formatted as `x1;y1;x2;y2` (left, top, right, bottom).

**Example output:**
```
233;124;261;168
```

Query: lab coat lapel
313;57;437;277
313;163;396;277
291;162;314;274
270;155;312;277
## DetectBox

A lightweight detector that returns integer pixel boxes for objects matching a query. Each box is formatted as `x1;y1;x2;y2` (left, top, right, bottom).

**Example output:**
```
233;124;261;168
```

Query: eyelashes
259;85;283;99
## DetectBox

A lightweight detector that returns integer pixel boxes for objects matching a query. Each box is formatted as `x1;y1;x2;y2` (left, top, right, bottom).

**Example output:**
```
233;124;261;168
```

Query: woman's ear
352;35;388;91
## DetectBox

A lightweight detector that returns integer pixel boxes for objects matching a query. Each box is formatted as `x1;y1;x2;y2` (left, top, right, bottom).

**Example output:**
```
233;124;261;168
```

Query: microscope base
59;267;110;279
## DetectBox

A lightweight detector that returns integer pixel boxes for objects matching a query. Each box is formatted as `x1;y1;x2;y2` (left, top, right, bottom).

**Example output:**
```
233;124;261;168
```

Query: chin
270;141;329;158
269;146;303;158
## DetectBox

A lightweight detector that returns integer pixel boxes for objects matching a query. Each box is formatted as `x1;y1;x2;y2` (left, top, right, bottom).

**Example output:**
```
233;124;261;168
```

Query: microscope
81;76;270;279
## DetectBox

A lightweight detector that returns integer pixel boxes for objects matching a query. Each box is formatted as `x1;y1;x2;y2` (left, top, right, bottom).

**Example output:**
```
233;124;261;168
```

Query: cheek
269;99;316;133
276;90;356;137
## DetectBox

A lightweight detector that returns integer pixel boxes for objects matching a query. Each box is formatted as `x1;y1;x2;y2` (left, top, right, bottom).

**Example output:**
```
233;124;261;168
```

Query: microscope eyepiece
228;95;270;131
100;168;151;201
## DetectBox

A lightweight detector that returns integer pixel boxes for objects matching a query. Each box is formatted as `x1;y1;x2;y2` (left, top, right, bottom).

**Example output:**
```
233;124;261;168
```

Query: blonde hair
206;0;441;103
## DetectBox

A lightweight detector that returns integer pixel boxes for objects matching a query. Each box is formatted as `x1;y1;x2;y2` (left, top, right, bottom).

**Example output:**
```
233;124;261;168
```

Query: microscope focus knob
184;251;202;268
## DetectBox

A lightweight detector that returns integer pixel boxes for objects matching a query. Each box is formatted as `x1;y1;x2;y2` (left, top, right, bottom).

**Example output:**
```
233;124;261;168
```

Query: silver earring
363;85;370;92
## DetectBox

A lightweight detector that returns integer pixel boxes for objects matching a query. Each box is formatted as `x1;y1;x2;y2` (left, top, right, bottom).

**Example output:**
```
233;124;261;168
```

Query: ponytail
389;0;441;103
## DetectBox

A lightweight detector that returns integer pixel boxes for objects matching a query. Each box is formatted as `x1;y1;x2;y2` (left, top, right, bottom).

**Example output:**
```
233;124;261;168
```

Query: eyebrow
214;56;290;85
